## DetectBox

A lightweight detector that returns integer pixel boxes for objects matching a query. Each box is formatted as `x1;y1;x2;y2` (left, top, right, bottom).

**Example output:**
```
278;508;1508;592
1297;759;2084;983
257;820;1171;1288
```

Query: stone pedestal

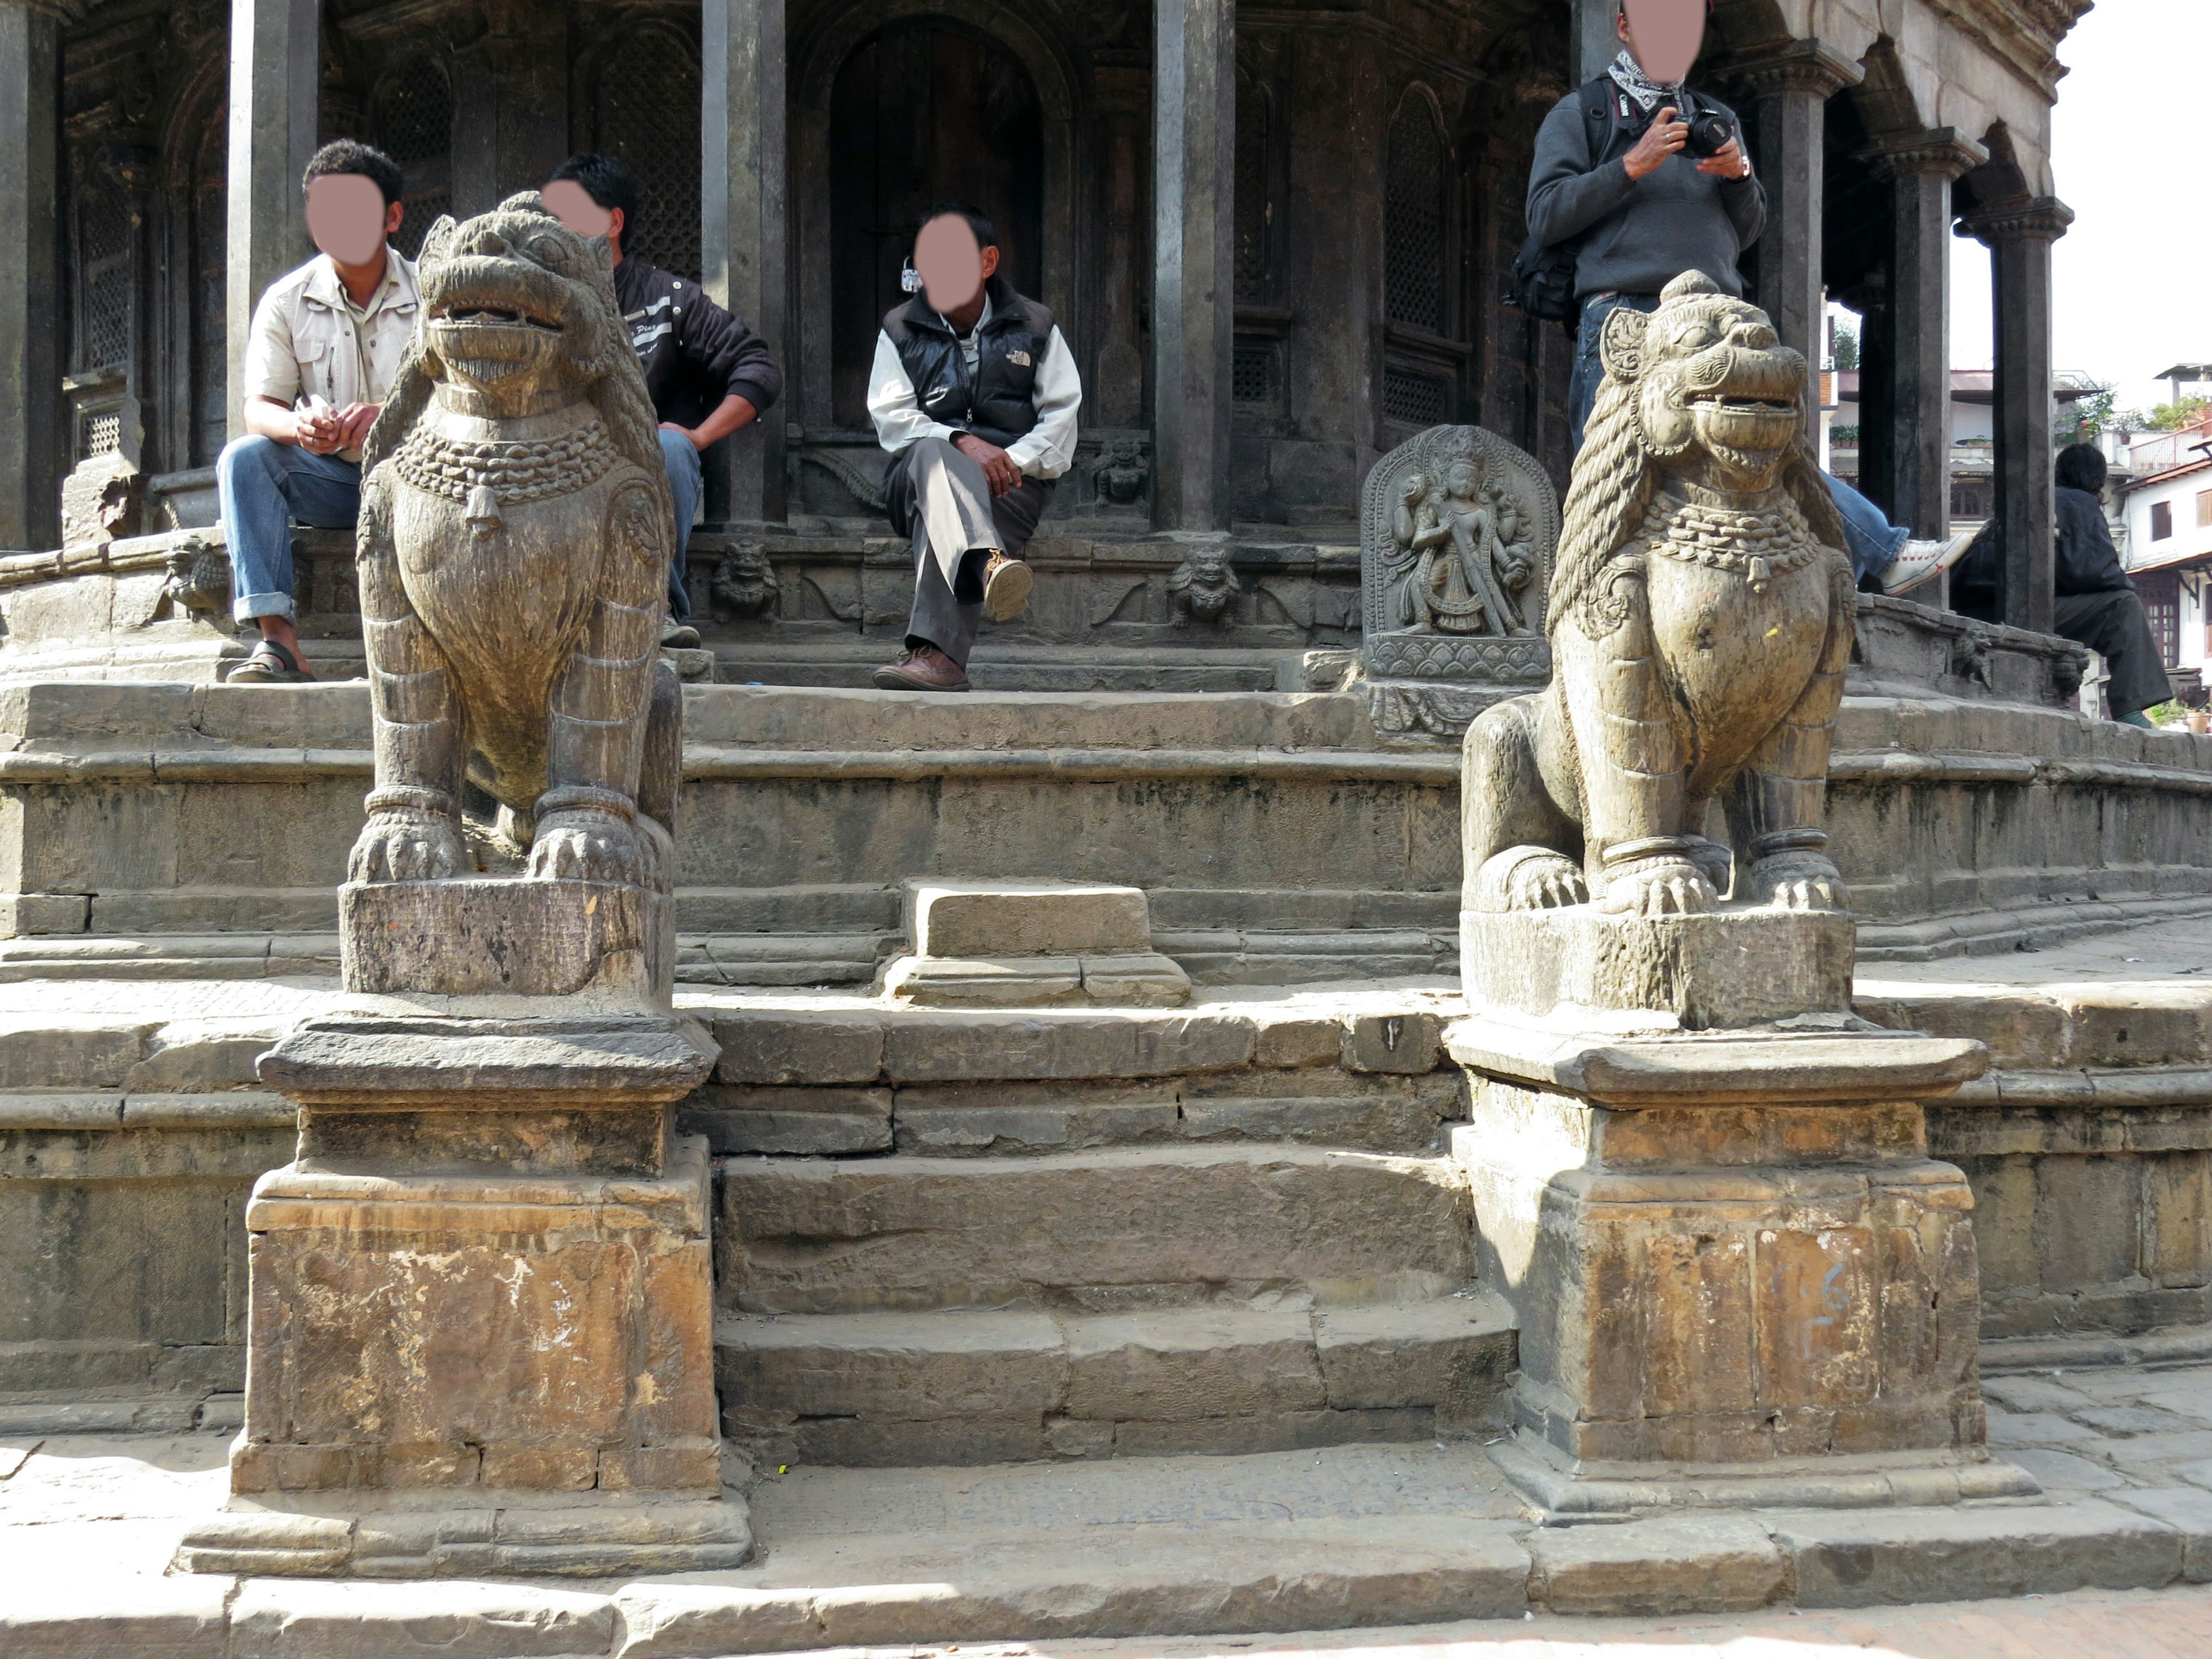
182;874;730;1578
1455;907;2035;1519
177;1012;734;1577
880;879;1190;1008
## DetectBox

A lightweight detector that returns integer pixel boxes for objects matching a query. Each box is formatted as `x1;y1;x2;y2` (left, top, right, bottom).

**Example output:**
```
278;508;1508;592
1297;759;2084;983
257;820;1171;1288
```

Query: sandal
229;638;312;684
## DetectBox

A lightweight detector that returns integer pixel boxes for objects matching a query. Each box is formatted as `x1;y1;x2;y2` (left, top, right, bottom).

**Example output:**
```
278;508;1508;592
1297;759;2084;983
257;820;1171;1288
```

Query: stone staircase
692;991;1515;1471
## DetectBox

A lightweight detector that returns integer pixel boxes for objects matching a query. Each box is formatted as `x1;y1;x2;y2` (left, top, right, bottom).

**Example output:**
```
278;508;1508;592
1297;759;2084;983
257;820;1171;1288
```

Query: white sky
1949;0;2212;411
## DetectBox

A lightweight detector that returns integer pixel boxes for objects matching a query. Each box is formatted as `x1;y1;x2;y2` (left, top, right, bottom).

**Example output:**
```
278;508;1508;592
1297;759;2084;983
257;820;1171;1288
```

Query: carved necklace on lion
1638;489;1821;595
387;422;623;539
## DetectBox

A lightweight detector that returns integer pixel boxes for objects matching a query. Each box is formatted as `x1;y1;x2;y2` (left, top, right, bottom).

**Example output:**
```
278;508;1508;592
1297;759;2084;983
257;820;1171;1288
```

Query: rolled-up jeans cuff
233;590;296;624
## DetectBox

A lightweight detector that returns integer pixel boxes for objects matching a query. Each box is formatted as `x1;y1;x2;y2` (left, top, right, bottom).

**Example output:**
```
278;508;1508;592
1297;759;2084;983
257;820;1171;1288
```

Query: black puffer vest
882;274;1055;452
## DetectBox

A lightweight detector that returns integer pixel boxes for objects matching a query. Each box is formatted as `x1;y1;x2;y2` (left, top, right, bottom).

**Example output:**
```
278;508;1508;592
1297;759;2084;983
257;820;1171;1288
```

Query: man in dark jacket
865;204;1081;692
1953;445;2172;725
1528;0;1972;593
545;154;783;645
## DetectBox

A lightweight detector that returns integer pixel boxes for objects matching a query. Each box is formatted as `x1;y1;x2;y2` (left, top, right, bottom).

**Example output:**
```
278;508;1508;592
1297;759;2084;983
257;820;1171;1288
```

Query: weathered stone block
877;1011;1253;1084
1253;1014;1342;1069
719;1146;1470;1313
710;1012;885;1086
718;1309;1066;1420
1063;1308;1324;1421
1463;907;1854;1029
224;1579;617;1657
1774;1501;2183;1607
881;954;1085;1006
1312;1296;1516;1412
2113;1487;2212;1581
1342;1011;1443;1074
1530;1512;1784;1615
0;893;88;935
2063;987;2212;1067
907;879;1153;957
339;878;671;1003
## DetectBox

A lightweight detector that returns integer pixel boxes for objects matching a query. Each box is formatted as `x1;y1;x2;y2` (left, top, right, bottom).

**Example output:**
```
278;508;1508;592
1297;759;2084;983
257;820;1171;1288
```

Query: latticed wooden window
1382;367;1448;427
376;52;453;260
1385;93;1446;334
75;166;134;374
597;28;702;281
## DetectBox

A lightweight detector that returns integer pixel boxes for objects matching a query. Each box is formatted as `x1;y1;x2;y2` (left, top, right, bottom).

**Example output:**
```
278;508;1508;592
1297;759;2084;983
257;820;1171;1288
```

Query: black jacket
2054;486;2132;596
882;274;1055;452
1952;486;2133;618
611;256;782;432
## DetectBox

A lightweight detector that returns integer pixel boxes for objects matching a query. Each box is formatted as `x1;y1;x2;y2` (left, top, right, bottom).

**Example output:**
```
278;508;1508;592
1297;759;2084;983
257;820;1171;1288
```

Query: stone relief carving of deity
1359;425;1560;714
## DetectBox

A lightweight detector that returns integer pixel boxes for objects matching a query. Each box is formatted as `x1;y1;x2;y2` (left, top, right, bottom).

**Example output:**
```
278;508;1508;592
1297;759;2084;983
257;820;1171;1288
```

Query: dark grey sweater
1526;82;1766;300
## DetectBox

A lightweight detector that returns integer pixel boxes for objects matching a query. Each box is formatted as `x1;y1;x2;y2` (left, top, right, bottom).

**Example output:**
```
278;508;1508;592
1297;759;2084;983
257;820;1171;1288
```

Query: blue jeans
1570;294;1910;586
660;429;701;621
215;437;362;623
1824;470;1911;585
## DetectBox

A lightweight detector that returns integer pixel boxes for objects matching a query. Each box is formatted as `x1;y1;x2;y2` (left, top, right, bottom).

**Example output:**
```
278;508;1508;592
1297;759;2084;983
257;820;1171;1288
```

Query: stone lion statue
1462;270;1855;919
351;193;680;892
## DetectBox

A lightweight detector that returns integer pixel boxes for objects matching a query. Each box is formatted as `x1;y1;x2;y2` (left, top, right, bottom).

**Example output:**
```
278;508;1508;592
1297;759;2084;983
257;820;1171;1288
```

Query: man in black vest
868;204;1082;692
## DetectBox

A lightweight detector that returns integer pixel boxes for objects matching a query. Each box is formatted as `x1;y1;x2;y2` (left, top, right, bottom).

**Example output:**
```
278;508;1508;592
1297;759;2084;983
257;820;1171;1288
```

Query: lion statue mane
1461;269;1858;920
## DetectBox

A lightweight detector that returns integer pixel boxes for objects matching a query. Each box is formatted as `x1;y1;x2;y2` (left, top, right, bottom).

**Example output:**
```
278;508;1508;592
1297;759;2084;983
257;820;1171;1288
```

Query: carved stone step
881;880;1192;1009
717;1143;1474;1315
717;1291;1516;1467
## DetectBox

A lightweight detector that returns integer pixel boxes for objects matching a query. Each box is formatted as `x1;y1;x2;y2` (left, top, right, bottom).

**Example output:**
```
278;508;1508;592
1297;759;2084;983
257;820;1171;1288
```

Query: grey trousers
2055;588;2175;720
883;435;1048;666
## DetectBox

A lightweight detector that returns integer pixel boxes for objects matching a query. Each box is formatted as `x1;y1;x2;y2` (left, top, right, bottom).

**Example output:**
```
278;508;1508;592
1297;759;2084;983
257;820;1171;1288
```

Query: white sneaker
1878;529;1978;596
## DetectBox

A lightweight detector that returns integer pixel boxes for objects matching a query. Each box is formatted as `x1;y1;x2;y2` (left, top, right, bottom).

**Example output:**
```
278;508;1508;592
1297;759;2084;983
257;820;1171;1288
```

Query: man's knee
217;434;283;485
658;427;700;478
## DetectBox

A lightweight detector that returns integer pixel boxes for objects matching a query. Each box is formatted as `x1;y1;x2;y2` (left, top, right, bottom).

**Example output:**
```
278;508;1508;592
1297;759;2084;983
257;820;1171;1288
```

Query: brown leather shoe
872;646;971;692
981;551;1033;622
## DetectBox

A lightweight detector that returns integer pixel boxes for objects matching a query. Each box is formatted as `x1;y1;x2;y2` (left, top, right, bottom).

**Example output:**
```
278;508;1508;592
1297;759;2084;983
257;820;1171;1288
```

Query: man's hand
294;403;346;455
335;402;381;452
1697;137;1752;181
1623;107;1688;181
659;421;709;452
954;433;1021;498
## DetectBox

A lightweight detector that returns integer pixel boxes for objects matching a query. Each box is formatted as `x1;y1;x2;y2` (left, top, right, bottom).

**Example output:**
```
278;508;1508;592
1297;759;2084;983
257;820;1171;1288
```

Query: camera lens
1687;112;1736;159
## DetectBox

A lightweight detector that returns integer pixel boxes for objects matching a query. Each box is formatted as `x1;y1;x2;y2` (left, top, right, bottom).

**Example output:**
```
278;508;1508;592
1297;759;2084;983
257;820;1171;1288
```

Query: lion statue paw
349;809;467;884
1599;857;1715;918
1747;852;1849;914
1476;847;1588;912
528;809;648;886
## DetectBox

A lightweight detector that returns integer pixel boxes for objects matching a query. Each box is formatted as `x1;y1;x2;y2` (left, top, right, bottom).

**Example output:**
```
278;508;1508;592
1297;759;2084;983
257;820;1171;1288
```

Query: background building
2113;418;2212;699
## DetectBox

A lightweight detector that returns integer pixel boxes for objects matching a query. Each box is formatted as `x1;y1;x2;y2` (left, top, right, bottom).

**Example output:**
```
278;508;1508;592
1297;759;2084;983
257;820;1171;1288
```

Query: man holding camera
866;203;1081;692
1528;0;1969;594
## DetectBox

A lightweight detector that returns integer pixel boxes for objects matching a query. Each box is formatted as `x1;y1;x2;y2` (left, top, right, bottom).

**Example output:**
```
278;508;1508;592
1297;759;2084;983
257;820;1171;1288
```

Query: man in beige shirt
218;141;419;681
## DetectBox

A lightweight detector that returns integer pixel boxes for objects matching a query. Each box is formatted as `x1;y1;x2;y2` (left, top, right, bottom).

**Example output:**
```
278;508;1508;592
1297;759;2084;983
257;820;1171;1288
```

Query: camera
1683;105;1738;160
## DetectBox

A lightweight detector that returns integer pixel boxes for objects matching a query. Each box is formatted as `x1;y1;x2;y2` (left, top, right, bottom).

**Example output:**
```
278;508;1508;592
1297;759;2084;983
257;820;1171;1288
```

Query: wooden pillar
1962;196;2071;637
1866;130;1985;543
225;0;319;444
1152;0;1234;535
0;2;66;548
702;0;787;529
1730;42;1861;405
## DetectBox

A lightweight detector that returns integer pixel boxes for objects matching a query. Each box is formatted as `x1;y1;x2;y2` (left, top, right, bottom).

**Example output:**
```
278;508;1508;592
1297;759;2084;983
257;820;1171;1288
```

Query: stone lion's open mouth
1691;393;1796;415
434;305;565;332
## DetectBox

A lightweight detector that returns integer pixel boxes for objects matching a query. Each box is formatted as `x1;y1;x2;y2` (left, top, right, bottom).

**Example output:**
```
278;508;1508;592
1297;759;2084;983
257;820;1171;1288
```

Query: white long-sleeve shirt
866;301;1082;480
